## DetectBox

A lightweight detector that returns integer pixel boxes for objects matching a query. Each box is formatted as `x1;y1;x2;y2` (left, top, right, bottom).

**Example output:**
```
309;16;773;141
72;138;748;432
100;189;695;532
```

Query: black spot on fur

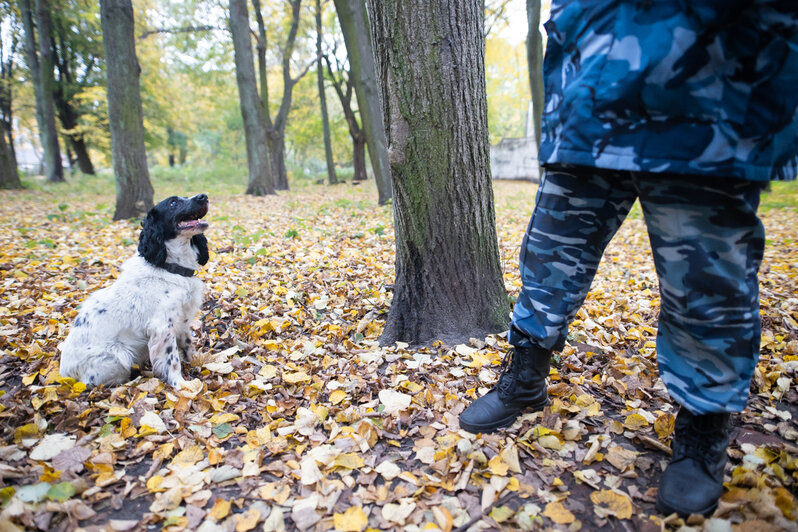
74;315;88;327
167;346;173;354
97;308;106;314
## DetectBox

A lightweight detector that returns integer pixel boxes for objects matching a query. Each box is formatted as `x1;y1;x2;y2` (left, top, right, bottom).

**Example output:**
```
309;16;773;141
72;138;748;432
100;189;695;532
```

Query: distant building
490;101;540;182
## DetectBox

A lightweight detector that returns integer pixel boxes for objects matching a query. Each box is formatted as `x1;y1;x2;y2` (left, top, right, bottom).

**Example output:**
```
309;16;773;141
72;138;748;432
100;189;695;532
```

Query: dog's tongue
179;220;203;229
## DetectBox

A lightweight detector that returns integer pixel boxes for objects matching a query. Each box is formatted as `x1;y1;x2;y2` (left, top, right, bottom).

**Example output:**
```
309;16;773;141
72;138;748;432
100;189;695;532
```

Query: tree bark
316;0;337;185
368;0;510;345
20;0;64;182
333;0;391;204
0;120;20;189
100;0;154;219
229;0;274;196
0;42;18;173
352;134;367;181
526;0;543;151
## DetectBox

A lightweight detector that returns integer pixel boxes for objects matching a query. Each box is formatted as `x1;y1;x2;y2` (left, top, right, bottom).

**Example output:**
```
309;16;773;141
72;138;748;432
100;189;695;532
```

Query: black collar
161;263;195;277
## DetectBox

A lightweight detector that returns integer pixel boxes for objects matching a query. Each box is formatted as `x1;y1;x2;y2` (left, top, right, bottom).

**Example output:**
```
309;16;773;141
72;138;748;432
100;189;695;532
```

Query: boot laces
496;349;519;400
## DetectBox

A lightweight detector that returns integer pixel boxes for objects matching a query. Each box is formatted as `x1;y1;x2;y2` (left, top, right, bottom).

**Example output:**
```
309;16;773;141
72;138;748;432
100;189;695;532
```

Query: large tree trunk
0;122;20;189
20;0;64;183
333;0;391;204
316;0;337;185
229;0;274;196
368;0;510;345
526;0;543;151
100;0;154;219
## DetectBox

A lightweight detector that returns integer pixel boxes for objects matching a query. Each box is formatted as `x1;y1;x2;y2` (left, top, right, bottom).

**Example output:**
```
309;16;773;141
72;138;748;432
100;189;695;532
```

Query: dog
59;194;210;388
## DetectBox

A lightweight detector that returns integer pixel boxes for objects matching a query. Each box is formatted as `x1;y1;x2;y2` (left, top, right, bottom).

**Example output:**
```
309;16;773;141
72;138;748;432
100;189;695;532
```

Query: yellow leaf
654;413;675;440
543;502;575;524
146;475;164;492
209;412;239;424
590;489;633;519
171;445;204;468
605;446;637;473
259;482;290;504
623;413;649;431
283;371;311;384
210;498;231;520
333;506;368;532
489;505;514;523
235;508;261;532
153;442;175;461
333;453;366;470
14;423;39;443
488;454;509;476
329;389;348;405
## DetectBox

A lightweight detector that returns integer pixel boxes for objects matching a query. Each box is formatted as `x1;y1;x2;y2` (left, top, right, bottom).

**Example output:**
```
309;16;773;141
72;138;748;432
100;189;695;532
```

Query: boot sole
459;398;549;434
655;490;718;517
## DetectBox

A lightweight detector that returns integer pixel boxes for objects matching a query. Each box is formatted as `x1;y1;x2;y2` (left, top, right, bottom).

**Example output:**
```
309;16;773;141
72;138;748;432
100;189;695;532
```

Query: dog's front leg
177;329;196;363
148;327;185;388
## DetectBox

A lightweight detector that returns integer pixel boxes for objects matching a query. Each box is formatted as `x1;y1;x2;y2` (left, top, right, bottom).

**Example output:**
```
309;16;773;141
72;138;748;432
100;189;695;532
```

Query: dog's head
138;194;210;268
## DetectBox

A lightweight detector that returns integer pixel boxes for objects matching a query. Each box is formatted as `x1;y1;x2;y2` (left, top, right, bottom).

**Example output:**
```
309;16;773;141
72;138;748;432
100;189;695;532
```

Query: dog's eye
170;199;177;207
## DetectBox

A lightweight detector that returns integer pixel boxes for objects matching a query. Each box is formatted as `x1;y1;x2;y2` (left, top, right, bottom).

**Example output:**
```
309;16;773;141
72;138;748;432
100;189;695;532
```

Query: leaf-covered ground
0;181;796;532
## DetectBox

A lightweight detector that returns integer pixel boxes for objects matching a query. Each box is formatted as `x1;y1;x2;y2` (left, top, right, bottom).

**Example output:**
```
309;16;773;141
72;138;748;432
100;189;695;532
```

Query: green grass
760;180;798;211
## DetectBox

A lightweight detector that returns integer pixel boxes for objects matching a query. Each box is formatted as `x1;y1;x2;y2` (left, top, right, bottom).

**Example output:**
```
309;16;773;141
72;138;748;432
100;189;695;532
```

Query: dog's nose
195;194;208;202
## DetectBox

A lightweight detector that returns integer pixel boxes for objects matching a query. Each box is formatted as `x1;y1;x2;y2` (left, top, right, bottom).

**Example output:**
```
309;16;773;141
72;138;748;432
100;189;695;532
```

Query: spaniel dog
59;194;210;388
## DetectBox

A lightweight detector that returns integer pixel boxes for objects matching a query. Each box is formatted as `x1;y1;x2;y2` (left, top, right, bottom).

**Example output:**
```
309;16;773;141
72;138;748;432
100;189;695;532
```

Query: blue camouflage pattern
540;0;798;182
510;167;766;414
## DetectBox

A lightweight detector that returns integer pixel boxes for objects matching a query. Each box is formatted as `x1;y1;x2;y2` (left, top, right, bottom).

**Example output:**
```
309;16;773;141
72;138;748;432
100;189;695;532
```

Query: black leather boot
656;408;731;517
459;345;551;433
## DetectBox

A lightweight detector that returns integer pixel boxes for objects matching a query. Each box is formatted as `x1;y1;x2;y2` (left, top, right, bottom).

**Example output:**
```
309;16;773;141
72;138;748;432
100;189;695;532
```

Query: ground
0;178;796;532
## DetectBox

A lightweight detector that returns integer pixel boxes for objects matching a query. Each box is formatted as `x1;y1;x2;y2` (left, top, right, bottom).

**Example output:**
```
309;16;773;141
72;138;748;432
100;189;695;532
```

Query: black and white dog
59;194;210;388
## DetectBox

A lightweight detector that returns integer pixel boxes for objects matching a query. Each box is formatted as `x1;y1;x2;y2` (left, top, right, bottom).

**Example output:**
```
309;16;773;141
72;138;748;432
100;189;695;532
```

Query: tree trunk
368;0;510;345
526;0;543;151
54;94;95;174
333;0;391;204
20;0;64;183
316;0;337;185
352;133;367;182
100;0;154;219
0;122;21;189
229;0;274;196
266;130;288;190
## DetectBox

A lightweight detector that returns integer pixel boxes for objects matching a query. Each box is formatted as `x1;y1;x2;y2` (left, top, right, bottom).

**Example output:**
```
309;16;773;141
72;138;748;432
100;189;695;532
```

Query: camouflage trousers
509;166;766;414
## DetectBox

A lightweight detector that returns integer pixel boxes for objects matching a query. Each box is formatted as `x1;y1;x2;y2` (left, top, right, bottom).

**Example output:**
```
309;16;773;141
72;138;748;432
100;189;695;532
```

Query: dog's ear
191;234;209;266
138;209;167;267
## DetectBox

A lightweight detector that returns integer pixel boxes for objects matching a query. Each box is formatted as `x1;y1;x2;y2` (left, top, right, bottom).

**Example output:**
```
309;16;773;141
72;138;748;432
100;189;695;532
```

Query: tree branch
138;25;224;40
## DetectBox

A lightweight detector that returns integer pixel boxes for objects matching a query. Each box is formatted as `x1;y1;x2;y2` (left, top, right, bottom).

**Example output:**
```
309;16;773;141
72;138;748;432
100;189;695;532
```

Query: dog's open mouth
177;203;209;231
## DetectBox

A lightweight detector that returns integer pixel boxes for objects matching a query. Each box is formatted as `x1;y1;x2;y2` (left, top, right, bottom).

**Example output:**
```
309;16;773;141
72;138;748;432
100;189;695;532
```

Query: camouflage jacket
539;0;798;182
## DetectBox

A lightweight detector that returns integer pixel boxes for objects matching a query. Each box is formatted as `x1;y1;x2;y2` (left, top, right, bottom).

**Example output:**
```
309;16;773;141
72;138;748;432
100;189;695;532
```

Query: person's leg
460;166;637;433
634;174;766;516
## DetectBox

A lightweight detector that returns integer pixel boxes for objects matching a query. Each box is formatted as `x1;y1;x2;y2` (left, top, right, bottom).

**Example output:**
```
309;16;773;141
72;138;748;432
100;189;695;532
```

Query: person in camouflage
459;0;798;518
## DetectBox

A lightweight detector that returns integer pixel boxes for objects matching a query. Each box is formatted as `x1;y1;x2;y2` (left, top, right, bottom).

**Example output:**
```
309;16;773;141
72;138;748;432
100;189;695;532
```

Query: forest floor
0;177;796;532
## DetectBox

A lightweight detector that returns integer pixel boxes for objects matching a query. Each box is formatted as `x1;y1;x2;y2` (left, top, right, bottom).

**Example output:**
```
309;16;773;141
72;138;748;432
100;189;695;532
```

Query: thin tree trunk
526;0;543;151
229;0;274;196
100;0;154;219
368;0;510;345
21;0;64;183
316;0;337;185
0;121;21;189
266;130;288;190
54;96;95;174
352;133;367;182
333;0;391;204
